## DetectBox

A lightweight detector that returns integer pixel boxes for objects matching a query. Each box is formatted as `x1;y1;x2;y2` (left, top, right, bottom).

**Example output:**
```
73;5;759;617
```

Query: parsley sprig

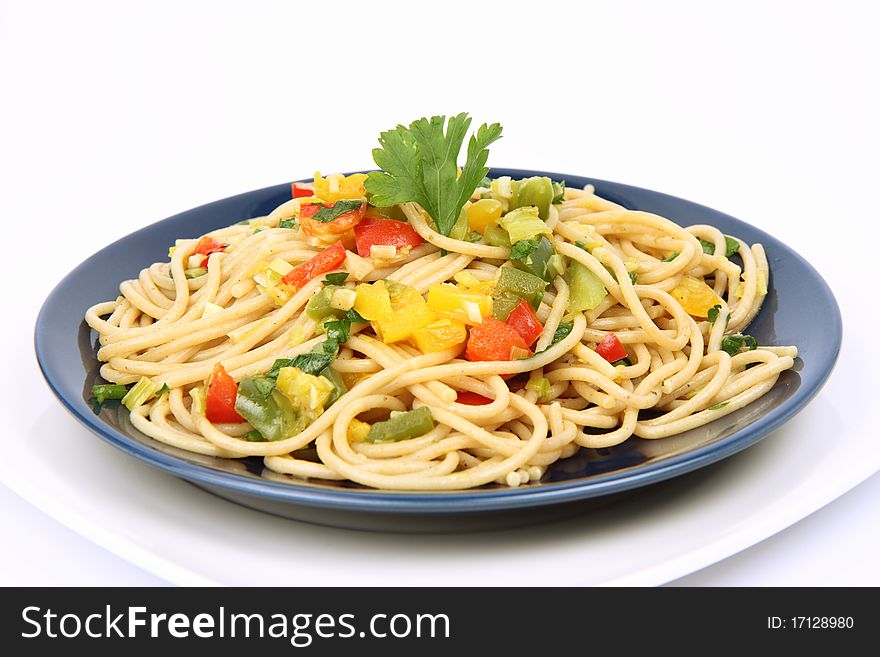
365;113;503;237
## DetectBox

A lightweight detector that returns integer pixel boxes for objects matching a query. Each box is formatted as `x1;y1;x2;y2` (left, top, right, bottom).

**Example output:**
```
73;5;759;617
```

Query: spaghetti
85;117;796;491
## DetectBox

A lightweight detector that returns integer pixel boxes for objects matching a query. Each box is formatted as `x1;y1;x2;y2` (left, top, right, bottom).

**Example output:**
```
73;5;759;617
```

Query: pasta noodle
85;178;796;491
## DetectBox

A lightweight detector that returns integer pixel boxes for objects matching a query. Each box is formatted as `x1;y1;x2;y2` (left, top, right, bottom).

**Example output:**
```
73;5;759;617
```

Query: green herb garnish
721;333;758;356
662;252;680;262
707;304;722;325
279;218;298;230
307;199;363;223
708;401;729;410
365;113;503;237
322;272;349;286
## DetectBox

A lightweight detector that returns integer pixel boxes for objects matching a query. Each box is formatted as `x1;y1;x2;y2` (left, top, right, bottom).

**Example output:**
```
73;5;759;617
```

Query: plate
34;169;842;531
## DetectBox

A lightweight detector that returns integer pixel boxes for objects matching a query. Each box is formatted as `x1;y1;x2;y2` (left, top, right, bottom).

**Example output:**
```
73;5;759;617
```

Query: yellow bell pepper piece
671;276;722;317
410;317;468;354
427;284;493;325
313;172;368;203
466;198;503;233
354;280;393;321
374;285;435;343
347;418;371;442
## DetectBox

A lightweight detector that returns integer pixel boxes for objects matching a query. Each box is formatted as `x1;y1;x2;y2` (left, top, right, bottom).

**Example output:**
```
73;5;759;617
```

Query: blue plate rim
34;169;843;514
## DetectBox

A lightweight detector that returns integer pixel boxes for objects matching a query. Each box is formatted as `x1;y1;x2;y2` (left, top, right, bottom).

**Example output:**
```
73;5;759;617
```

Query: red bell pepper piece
505;299;544;347
465;317;532;362
456;391;493;405
353;217;424;258
595;332;627;363
205;363;243;423
280;241;347;291
291;182;315;198
194;236;227;268
299;201;365;237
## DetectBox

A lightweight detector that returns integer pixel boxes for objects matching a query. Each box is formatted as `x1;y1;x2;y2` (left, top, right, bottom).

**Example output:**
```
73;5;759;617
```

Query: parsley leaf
725;236;741;258
291;352;334;376
324;319;351;347
307;199;363;223
707;304;722;325
721;333;758;356
698;238;715;255
345;308;367;323
279;218;298;230
510;239;538;262
322;272;349;286
365;113;503;236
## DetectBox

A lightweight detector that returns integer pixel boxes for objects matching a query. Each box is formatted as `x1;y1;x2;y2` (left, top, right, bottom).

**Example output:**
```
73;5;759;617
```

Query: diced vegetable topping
184;267;208;279
466;317;532;362
525;376;553;402
721;333;758;356
313;172;368;203
193;236;227;268
206;363;244;423
595;333;627;363
121;376;161;411
364;407;435;443
89;383;129;411
275;367;335;418
410;317;468;354
510;236;565;282
280;241;347;292
365;113;503;237
671;276;722;318
234;377;305;442
426;284;493;325
500;206;552;243
353;280;394;321
509;176;555;220
291;182;315;198
495;266;547;308
505;299;544;347
466;199;504;233
456;391;493;405
353;217;424;258
567;260;607;313
299;200;365;237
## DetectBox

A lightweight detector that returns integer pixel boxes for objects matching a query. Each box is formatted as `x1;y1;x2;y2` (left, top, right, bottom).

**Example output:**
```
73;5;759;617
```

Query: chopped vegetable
306;286;340;322
567;260;607;313
290;351;335;376
121;376;160;411
353;280;394;321
275;366;335;418
330;287;357;311
509;176;555;220
323;318;351;346
510;236;565;282
525;376;553;402
193;236;227;268
671;276;722;318
612;357;633;367
279;218;298;230
551;180;566;204
313;172;367;203
365;113;503;237
662;252;679;262
492;292;522;321
495;266;547;308
707;304;722;325
299;200;365;237
500;206;551;243
184;267;208;279
410;317;468;354
466;198;503;233
708;401;730;410
353;217;424;258
320;366;348;406
90;383;128;407
698;238;715;255
347;418;371;442
426;284;492;325
291;182;314;198
364;407;435;443
483;224;511;248
323;272;349;286
234;377;304;442
206;363;244;423
505;299;543;347
280;241;347;292
720;333;758;357
374;284;435;343
456;391;493;405
595;333;627;363
724;237;741;257
466;317;531;362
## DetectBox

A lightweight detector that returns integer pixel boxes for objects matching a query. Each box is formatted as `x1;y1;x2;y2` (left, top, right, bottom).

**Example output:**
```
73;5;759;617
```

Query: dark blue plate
34;169;841;532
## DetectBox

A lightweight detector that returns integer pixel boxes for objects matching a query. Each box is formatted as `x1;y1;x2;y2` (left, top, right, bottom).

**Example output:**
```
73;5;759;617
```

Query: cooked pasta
85;115;796;491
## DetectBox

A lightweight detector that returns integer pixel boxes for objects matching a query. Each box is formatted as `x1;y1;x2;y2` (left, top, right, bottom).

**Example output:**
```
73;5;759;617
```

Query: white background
1;0;878;586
